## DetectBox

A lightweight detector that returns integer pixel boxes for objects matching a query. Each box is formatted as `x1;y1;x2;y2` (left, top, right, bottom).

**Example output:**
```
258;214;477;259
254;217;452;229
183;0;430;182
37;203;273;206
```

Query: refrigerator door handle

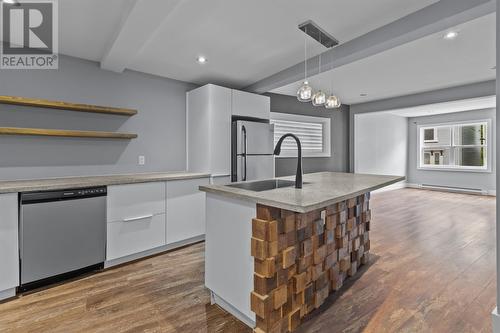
242;125;247;181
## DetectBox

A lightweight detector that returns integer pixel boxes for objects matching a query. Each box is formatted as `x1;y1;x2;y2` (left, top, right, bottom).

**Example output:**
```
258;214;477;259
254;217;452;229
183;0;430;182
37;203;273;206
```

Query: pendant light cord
319;53;321;76
330;51;333;93
318;33;321;76
304;28;307;81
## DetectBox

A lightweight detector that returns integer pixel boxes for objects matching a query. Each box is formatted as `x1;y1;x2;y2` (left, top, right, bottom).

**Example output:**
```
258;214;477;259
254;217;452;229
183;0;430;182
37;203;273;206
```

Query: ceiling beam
100;0;182;73
244;0;496;94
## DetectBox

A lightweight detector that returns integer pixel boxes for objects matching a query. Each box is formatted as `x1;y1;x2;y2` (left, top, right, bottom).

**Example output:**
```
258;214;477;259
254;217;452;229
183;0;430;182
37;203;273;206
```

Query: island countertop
0;172;211;193
199;172;404;213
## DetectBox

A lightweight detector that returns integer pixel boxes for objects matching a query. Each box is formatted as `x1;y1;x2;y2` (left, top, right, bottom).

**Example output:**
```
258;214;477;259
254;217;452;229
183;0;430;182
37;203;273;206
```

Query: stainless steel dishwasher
19;186;106;291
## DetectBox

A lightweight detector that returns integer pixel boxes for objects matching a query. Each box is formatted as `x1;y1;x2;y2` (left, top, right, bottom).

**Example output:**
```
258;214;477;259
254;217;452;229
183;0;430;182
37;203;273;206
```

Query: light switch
138;155;146;165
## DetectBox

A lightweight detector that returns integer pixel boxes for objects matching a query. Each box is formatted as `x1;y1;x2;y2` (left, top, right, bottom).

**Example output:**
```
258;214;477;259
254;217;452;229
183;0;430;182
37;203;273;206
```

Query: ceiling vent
299;20;339;48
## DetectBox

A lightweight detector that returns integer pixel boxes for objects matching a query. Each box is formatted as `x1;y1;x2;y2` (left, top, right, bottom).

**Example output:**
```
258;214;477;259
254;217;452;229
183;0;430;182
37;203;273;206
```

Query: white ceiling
383;95;496;118
56;0;438;88
271;13;496;105
9;0;494;105
58;0;135;62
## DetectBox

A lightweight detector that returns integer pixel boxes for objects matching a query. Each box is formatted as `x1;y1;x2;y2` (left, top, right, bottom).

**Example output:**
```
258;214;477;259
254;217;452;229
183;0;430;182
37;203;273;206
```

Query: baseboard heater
418;184;486;195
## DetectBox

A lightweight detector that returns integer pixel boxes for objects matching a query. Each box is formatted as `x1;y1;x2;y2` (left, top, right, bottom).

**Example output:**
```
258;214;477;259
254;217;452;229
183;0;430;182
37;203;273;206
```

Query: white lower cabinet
106;213;166;261
0;193;19;298
166;177;209;245
106;178;208;264
106;182;166;261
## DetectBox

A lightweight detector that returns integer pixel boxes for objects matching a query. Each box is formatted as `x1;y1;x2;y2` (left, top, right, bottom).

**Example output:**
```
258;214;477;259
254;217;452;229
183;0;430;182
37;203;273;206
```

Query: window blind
271;119;324;152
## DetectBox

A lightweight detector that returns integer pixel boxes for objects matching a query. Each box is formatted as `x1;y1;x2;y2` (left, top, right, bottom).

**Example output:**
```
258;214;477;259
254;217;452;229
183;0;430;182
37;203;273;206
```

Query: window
423;127;438;143
418;120;490;171
270;112;331;158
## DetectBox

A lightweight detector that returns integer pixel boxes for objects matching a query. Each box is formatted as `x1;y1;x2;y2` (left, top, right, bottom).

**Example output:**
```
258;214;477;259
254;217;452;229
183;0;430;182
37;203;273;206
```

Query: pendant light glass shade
325;95;341;109
297;81;313;102
312;90;326;106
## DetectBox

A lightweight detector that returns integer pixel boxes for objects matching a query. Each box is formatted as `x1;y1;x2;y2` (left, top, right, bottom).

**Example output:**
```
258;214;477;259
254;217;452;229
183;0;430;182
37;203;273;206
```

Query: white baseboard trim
0;288;16;301
492;307;500;332
406;183;496;196
372;181;407;193
105;235;205;268
210;291;255;328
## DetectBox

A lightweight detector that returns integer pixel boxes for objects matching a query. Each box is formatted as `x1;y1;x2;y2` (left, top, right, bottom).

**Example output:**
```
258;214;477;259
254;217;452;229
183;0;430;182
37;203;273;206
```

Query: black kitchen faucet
273;133;303;189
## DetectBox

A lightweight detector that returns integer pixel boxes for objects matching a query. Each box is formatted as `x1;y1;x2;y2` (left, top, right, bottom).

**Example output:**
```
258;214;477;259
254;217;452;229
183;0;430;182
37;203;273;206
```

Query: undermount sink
226;179;296;192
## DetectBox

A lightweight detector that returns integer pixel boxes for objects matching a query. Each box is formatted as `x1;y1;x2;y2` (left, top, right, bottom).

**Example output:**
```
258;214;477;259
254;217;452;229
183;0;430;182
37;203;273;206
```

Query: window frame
270;112;331;158
417;119;491;173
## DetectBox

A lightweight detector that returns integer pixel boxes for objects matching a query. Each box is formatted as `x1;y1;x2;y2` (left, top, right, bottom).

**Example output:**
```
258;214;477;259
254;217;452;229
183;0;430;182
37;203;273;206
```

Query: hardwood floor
0;188;495;333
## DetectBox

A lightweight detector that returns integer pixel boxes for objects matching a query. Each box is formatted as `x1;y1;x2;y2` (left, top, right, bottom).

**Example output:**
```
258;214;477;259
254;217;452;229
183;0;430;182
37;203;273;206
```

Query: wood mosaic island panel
250;193;371;333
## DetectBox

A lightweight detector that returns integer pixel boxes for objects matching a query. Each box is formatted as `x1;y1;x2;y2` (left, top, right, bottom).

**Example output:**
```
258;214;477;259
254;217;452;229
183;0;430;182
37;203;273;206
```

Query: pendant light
325;51;341;109
325;95;341;109
312;89;326;106
297;28;312;102
311;53;326;106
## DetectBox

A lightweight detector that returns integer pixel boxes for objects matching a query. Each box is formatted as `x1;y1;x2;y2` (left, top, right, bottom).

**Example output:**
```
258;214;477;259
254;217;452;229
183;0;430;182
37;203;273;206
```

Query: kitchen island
200;172;404;333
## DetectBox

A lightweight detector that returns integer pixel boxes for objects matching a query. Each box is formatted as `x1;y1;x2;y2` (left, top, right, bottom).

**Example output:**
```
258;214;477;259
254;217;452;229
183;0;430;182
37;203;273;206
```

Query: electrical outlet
138;155;145;165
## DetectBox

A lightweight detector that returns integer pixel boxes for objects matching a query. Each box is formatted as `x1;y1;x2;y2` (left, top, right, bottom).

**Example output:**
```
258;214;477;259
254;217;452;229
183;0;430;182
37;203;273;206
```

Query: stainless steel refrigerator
231;120;275;182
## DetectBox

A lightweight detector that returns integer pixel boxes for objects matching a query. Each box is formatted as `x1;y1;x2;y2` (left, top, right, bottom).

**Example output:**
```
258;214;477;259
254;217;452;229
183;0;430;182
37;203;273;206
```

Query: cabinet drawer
106;213;166;261
107;182;165;223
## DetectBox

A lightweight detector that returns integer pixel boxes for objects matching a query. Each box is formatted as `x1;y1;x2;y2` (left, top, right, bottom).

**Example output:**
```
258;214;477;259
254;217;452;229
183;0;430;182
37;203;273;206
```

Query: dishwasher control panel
75;188;107;196
21;186;107;204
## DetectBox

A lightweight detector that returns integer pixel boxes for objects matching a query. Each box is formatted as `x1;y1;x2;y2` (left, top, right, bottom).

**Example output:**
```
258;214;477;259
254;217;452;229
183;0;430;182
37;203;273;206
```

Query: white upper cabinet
231;89;270;120
187;84;270;176
187;84;232;175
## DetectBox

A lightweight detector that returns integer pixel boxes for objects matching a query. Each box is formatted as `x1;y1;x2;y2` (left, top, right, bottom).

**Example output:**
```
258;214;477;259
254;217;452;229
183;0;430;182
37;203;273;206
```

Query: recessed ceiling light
196;56;207;64
2;0;21;6
444;31;458;40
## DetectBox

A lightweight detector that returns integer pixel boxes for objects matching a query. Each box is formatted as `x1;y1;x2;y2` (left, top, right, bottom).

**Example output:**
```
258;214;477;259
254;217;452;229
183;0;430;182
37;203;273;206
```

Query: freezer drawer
236;155;274;182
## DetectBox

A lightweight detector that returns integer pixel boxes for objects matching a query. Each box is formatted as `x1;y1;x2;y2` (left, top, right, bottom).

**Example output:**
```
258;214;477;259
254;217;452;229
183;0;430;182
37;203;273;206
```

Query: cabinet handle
123;214;153;222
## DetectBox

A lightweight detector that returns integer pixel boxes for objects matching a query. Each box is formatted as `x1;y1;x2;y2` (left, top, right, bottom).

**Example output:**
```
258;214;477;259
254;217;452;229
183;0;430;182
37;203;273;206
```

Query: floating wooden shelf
0;96;137;116
0;127;138;139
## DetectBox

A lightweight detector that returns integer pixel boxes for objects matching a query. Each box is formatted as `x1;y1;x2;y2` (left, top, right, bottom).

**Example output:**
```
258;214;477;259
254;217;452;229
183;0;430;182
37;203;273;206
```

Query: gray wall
408;108;496;193
266;93;349;177
0;55;196;180
349;80;496;172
